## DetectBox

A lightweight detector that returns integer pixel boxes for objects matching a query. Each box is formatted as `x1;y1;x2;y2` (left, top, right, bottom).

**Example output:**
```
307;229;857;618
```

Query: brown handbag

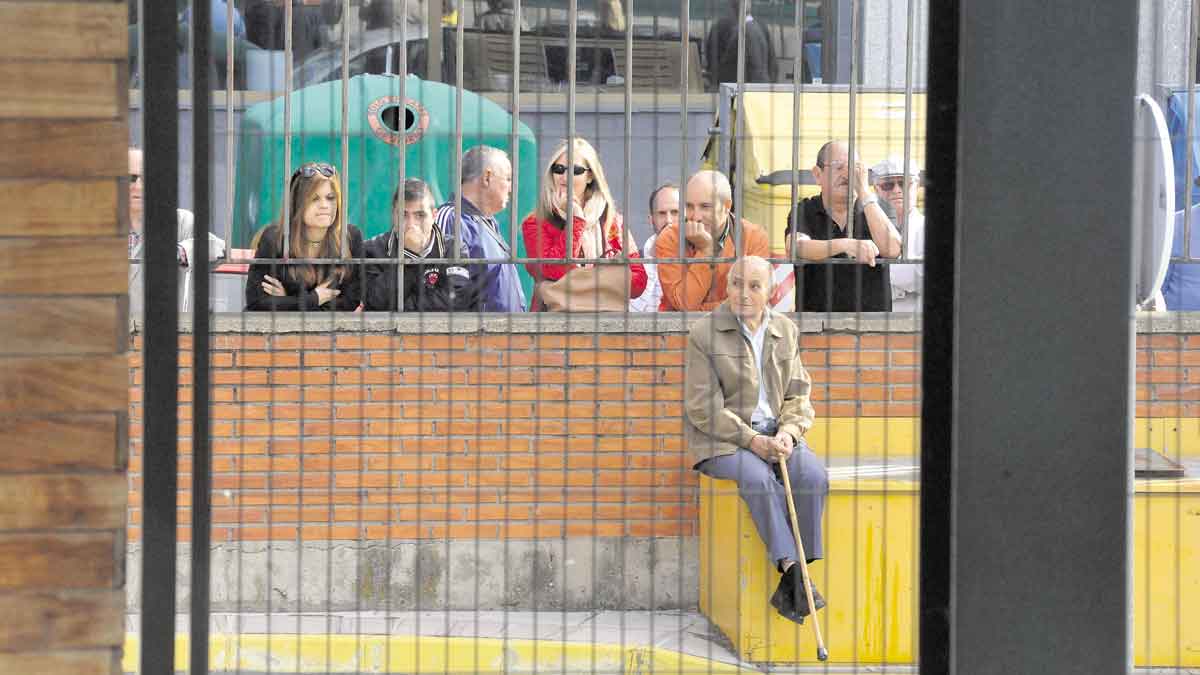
533;263;630;312
533;223;637;311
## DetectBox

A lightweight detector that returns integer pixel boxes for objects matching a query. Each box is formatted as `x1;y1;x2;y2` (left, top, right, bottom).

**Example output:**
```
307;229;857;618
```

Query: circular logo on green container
367;96;430;146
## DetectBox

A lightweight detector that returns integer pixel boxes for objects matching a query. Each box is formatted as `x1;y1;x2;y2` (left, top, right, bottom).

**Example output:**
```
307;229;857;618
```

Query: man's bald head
684;170;734;238
687;170;732;206
731;255;773;288
727;255;774;321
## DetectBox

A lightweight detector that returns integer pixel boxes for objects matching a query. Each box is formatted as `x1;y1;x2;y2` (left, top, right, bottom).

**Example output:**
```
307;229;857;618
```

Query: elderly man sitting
685;255;829;622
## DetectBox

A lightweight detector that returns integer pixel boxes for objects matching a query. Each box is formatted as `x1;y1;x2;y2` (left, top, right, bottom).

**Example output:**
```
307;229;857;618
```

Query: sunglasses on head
292;163;337;180
550;163;588;176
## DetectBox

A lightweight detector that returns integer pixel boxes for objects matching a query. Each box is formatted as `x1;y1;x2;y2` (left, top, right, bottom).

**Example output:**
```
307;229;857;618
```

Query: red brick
859;334;918;349
238;351;300;368
365;387;430;402
1149;384;1200;401
368;351;435;367
336;334;395;350
1136;368;1184;384
472;334;534;351
860;402;919;416
273;335;334;350
568;350;630;367
404;335;468;350
1152;350;1200;366
501;522;563;539
1140;335;1183;348
599;335;655;350
506;351;567;367
464;368;535;385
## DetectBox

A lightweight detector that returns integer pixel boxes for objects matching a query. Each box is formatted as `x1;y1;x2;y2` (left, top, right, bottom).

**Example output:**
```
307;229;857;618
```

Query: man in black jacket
365;178;478;311
244;0;342;65
705;0;776;90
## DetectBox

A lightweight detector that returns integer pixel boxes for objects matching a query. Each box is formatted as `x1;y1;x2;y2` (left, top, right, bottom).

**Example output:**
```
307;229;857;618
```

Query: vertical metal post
189;0;213;670
919;0;957;671
933;1;1138;673
140;0;180;672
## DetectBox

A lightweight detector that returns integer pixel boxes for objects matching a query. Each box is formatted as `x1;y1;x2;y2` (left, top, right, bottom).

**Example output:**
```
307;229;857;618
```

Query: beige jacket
684;303;815;466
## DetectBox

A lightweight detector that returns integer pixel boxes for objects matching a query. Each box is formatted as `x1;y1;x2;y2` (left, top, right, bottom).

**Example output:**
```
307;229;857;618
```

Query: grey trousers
697;441;828;565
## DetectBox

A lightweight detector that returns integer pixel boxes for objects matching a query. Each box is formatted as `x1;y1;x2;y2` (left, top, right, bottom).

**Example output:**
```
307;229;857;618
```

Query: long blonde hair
533;138;619;241
269;164;351;288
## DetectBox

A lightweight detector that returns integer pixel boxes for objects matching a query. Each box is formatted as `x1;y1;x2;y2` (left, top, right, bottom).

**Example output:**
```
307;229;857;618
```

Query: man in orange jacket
655;170;770;311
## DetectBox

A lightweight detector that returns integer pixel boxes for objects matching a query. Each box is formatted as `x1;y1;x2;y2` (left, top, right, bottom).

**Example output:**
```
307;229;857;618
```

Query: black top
785;194;895;312
244;224;365;312
363;226;479;312
705;14;776;88
244;0;341;62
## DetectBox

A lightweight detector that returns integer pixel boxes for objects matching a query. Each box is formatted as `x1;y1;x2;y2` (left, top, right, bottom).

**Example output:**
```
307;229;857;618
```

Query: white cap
870;156;921;181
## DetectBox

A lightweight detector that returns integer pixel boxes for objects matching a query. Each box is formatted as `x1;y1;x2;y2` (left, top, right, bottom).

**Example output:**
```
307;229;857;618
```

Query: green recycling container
231;73;538;301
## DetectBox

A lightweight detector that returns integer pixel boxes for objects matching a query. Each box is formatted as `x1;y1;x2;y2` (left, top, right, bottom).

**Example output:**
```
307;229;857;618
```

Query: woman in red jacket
521;138;647;309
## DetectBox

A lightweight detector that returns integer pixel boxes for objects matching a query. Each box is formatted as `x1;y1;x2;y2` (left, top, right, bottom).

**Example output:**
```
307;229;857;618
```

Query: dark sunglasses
130;174;141;184
550;163;588;176
292;163;337;180
875;179;904;191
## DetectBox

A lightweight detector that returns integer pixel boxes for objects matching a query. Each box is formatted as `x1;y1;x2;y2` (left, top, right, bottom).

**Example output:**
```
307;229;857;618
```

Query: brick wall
125;316;929;547
126;321;1200;547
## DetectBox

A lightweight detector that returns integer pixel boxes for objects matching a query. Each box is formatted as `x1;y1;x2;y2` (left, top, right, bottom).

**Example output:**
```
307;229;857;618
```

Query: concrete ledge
132;310;1200;335
137;312;927;335
121;631;760;674
126;538;697;613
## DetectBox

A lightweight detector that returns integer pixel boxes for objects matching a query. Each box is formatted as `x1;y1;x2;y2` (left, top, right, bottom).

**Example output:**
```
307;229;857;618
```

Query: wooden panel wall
0;2;128;674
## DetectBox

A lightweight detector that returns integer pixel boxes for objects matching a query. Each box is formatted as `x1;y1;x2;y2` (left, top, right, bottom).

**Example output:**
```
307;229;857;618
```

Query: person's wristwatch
861;195;879;207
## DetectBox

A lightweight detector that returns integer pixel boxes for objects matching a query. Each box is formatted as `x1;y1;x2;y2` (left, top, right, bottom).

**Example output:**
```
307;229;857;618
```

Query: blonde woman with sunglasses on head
245;162;364;311
521;138;647;310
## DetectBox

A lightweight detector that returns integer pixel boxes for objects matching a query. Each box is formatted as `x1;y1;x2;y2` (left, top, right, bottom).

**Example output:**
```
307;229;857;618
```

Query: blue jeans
698;437;828;565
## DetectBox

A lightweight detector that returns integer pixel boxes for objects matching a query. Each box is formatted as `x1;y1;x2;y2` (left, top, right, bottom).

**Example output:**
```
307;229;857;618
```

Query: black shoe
770;565;826;623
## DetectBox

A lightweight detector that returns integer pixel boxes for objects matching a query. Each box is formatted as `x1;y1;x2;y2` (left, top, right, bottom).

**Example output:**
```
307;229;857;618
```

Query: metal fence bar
901;0;917;254
509;0;522;260
676;0;689;263
282;0;294;257
139;0;180;672
565;0;578;256
225;0;235;245
1184;0;1198;260
397;0;410;308
341;0;351;257
788;1;800;263
189;0;214;673
733;0;747;255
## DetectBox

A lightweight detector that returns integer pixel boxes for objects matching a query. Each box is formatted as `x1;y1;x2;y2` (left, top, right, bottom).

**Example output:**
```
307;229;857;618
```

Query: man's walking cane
779;460;829;661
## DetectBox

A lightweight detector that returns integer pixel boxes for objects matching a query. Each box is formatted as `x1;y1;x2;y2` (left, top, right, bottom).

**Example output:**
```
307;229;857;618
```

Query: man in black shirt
784;140;903;312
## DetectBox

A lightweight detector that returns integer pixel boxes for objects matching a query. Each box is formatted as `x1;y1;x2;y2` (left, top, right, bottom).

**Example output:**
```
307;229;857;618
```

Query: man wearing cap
871;157;924;313
785;140;902;312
